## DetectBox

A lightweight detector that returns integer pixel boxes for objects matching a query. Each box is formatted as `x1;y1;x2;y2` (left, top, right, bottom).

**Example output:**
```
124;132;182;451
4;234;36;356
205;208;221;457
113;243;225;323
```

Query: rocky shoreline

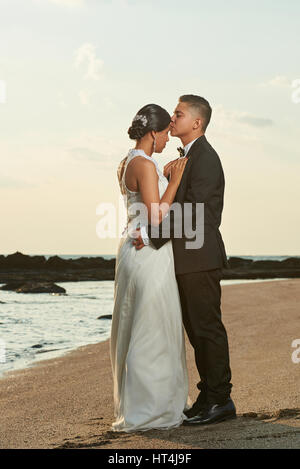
0;252;299;289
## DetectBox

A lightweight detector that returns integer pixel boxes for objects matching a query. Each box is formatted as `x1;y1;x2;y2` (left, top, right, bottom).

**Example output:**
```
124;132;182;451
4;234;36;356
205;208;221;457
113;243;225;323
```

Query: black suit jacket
145;135;229;274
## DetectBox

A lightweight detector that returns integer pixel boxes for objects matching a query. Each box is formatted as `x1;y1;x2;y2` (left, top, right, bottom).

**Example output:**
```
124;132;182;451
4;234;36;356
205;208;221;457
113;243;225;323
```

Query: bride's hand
169;157;188;186
163;158;179;178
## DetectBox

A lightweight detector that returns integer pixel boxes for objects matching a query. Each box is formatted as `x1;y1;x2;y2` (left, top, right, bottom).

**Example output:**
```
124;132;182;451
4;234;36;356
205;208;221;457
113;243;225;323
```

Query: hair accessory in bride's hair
133;114;148;127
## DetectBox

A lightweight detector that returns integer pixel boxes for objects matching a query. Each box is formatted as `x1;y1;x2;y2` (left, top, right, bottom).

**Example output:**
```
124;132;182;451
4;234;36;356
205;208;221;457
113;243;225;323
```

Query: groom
133;94;236;425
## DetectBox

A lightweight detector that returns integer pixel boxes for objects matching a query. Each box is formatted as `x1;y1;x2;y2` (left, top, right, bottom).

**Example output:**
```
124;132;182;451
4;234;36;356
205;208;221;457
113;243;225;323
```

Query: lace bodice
117;148;168;236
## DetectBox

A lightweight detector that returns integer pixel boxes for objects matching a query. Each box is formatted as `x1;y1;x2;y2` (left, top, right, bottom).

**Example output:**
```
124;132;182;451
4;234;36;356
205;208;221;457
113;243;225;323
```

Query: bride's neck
135;142;153;157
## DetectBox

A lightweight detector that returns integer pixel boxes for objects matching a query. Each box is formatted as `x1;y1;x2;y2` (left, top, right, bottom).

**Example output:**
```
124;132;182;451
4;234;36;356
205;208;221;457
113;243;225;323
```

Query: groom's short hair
179;94;212;132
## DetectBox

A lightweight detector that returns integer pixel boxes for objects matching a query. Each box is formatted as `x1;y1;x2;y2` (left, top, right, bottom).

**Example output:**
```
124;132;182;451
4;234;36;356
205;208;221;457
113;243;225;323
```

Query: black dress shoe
183;398;236;426
184;404;206;419
183;393;207;418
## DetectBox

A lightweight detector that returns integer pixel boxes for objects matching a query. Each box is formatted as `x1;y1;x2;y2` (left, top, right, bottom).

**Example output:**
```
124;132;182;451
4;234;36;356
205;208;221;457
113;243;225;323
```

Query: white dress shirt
181;137;200;157
140;137;200;246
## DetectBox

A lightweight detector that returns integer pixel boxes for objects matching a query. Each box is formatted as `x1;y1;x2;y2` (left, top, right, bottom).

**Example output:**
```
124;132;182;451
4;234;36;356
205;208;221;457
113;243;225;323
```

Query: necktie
177;146;185;157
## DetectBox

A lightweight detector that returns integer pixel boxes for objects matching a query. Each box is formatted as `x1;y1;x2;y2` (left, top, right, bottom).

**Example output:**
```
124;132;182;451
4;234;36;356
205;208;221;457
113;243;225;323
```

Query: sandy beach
0;279;300;449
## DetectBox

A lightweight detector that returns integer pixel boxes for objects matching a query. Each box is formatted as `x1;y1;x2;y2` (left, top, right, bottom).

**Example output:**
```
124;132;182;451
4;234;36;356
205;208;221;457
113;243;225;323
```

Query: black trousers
176;268;232;405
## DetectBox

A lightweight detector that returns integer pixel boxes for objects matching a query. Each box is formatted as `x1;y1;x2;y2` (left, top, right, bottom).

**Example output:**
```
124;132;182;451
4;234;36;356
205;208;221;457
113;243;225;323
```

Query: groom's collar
184;134;206;157
183;137;199;156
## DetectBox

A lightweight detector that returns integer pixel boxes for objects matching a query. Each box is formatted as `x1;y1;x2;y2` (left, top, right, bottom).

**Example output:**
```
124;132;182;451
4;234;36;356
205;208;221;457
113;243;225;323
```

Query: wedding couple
110;94;236;433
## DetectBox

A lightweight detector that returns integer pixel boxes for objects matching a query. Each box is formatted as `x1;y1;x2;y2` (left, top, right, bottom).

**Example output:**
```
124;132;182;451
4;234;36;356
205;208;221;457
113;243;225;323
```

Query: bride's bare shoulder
117;155;157;184
132;156;156;168
128;156;156;172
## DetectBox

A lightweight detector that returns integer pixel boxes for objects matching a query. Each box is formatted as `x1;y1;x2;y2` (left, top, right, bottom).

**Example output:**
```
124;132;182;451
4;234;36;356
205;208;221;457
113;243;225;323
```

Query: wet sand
0;279;300;449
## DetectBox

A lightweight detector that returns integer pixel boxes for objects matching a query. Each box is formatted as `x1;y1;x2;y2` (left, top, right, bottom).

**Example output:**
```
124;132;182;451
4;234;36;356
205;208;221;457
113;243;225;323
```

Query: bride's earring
153;136;156;153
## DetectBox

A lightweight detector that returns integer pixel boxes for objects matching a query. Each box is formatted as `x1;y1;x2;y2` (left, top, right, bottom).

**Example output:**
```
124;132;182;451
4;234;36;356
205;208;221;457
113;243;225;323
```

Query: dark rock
0;251;46;269
31;344;43;349
97;314;112;320
45;256;70;270
280;257;300;268
0;252;116;283
44;255;115;271
250;260;285;270
36;348;60;354
227;257;253;269
0;281;26;291
0;252;299;282
1;281;66;294
68;257;113;269
222;269;300;280
17;282;66;294
101;259;115;269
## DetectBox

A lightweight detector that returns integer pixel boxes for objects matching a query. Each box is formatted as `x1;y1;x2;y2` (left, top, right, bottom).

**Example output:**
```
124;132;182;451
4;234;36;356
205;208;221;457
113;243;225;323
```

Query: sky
0;0;299;256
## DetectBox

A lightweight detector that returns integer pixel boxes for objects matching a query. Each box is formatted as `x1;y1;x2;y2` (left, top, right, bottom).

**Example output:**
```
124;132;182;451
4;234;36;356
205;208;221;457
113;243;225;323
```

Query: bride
110;103;192;432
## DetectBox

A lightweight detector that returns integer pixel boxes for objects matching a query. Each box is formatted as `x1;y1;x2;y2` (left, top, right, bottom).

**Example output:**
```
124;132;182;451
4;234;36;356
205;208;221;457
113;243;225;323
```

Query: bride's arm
137;158;180;227
163;158;179;179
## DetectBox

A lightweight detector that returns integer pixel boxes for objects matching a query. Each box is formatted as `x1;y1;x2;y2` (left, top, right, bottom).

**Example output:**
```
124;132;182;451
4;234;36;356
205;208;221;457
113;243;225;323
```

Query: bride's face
170;102;196;137
154;124;170;153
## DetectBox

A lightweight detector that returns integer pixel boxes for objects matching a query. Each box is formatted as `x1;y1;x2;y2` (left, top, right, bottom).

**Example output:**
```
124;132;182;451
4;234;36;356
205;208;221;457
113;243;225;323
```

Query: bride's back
117;151;160;196
117;156;142;194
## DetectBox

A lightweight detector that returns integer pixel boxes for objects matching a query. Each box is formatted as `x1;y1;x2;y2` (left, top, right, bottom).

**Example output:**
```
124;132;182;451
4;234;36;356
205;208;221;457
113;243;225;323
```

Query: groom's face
170;102;196;137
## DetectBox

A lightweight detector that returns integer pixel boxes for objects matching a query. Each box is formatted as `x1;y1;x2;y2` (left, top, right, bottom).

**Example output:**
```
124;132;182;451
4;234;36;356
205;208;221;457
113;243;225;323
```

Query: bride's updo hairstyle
128;104;171;140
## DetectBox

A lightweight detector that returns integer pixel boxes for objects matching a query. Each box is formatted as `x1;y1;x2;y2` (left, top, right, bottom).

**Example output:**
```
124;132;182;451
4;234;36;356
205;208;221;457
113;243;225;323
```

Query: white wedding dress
110;148;192;433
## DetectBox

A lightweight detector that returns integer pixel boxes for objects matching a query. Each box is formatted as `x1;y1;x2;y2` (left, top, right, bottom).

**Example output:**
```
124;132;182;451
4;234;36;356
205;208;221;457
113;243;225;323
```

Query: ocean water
0;280;113;378
0;254;295;378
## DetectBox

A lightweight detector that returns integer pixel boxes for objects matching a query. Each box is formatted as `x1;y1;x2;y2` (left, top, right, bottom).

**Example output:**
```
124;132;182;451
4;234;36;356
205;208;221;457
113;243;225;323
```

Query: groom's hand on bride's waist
131;227;145;250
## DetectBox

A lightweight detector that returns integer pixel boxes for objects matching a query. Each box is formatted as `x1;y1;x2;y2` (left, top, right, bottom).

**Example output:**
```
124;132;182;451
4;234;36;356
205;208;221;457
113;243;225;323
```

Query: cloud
259;75;292;88
208;105;274;151
74;43;104;80
66;132;125;170
209;105;275;144
69;147;102;161
237;115;274;127
0;176;36;190
69;146;116;170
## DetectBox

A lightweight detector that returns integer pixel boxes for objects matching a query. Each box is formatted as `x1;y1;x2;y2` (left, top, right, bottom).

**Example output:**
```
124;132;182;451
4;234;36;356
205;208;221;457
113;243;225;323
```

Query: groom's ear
193;118;202;131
